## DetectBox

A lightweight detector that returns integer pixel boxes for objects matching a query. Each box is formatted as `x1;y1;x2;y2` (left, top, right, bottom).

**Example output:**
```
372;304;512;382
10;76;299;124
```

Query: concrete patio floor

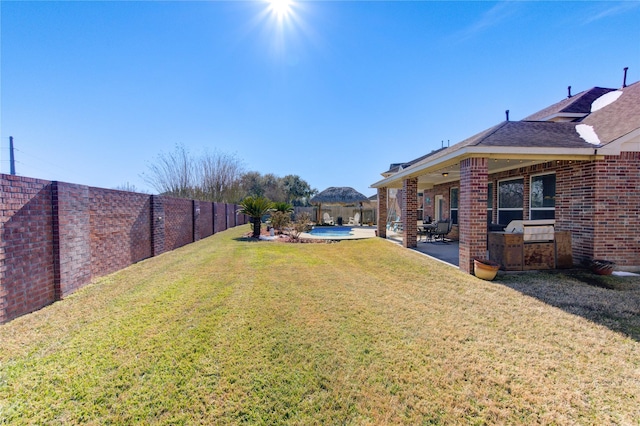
387;231;460;268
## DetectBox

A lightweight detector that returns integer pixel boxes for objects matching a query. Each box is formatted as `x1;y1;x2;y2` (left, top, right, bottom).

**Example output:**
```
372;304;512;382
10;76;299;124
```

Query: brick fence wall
0;174;248;324
89;187;152;279
0;176;55;323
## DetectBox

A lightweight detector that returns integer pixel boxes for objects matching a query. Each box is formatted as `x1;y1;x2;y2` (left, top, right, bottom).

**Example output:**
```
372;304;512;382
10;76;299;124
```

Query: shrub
288;212;312;241
270;211;292;234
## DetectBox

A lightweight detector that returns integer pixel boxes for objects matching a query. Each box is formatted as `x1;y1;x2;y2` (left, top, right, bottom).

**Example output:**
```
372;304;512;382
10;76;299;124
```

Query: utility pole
9;136;16;175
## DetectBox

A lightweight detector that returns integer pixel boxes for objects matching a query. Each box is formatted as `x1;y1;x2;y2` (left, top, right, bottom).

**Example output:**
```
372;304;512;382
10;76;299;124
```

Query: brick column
212;202;217;234
377;187;387;238
193;200;201;241
402;177;418;248
459;158;488;274
151;195;165;256
52;182;92;298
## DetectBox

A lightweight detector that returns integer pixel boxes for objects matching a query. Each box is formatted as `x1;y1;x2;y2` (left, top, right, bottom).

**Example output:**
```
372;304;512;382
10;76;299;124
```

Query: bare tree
143;144;245;202
196;149;245;202
142;144;196;198
113;182;148;193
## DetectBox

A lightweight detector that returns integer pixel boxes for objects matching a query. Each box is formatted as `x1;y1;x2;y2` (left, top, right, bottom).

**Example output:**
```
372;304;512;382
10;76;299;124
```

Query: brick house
371;79;640;274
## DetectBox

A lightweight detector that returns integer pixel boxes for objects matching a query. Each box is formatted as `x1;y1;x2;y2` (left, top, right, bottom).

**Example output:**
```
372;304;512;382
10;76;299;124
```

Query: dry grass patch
1;226;639;424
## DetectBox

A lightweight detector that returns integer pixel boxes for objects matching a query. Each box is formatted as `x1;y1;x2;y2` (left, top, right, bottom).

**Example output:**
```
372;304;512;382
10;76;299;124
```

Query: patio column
402;177;418;248
459;158;488;274
377;187;387;238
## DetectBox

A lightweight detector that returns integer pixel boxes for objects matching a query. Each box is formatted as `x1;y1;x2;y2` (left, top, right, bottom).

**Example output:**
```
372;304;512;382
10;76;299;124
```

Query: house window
498;178;523;224
450;187;459;225
530;173;555;219
487;182;493;224
417;192;424;221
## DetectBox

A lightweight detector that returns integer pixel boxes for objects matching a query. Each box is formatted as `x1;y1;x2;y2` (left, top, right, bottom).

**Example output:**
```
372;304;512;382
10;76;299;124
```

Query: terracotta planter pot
590;259;615;276
474;259;500;281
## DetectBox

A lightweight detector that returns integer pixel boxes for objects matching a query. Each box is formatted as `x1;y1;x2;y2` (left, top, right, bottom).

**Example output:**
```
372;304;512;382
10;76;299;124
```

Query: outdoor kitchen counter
488;231;573;271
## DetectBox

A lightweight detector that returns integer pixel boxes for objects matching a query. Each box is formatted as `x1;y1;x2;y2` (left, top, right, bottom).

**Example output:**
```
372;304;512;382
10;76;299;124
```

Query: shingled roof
523;87;615;121
373;78;640;189
471;121;596;148
581;81;640;145
384;147;447;174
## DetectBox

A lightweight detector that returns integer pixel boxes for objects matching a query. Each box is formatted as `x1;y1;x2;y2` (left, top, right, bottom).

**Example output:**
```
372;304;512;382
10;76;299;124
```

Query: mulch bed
243;228;337;244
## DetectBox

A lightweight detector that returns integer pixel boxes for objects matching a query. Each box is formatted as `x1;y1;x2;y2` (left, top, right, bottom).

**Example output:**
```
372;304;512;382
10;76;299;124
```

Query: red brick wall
226;204;236;228
162;196;194;251
459;158;489;274
89;188;152;278
423;182;455;221
423;181;459;240
1;174;247;324
195;201;214;240
556;154;640;268
555;160;594;264
237;210;247;226
402;178;418;248
52;182;92;297
592;152;640;267
377;188;387;238
214;202;227;233
0;176;55;323
151;195;165;256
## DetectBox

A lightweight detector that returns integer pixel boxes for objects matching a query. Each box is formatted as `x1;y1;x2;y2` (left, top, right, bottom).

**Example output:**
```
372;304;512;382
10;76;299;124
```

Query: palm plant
272;202;293;214
238;196;273;238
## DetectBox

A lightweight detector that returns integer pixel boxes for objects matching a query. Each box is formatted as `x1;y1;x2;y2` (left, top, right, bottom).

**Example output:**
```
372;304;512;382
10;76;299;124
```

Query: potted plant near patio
473;258;501;281
590;259;615;275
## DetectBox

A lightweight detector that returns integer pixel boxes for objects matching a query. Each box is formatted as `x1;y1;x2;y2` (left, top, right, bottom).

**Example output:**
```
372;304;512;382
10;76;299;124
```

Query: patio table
419;223;437;242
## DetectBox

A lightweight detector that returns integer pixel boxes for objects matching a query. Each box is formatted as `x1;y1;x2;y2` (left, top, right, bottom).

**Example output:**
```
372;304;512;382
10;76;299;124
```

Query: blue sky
1;1;639;197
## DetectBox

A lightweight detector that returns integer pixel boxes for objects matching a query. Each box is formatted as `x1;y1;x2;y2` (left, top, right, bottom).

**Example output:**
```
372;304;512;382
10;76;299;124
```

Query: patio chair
347;212;360;226
323;212;334;225
418;220;437;242
432;220;452;242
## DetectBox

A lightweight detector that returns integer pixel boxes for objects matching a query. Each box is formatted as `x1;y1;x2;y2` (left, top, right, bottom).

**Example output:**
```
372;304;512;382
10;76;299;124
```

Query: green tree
262;173;286;202
240;171;265;198
240;172;316;206
282;175;317;205
238;196;273;238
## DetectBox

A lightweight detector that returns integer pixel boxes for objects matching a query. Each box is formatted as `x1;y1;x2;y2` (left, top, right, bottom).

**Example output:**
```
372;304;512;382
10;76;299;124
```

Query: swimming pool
307;226;354;237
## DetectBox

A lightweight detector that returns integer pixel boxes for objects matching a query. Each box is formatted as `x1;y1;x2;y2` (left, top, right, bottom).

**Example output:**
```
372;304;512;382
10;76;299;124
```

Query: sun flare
268;0;293;19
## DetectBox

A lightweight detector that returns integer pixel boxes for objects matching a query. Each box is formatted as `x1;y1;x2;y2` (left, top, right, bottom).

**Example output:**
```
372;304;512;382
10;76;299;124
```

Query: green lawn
1;225;639;424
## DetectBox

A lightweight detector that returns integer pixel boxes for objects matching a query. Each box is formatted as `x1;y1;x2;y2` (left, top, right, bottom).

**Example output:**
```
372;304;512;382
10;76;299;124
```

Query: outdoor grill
489;219;572;271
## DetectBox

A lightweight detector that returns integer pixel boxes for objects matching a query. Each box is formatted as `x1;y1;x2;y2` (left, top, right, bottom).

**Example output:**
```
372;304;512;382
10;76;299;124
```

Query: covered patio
387;227;460;267
372;80;640;274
